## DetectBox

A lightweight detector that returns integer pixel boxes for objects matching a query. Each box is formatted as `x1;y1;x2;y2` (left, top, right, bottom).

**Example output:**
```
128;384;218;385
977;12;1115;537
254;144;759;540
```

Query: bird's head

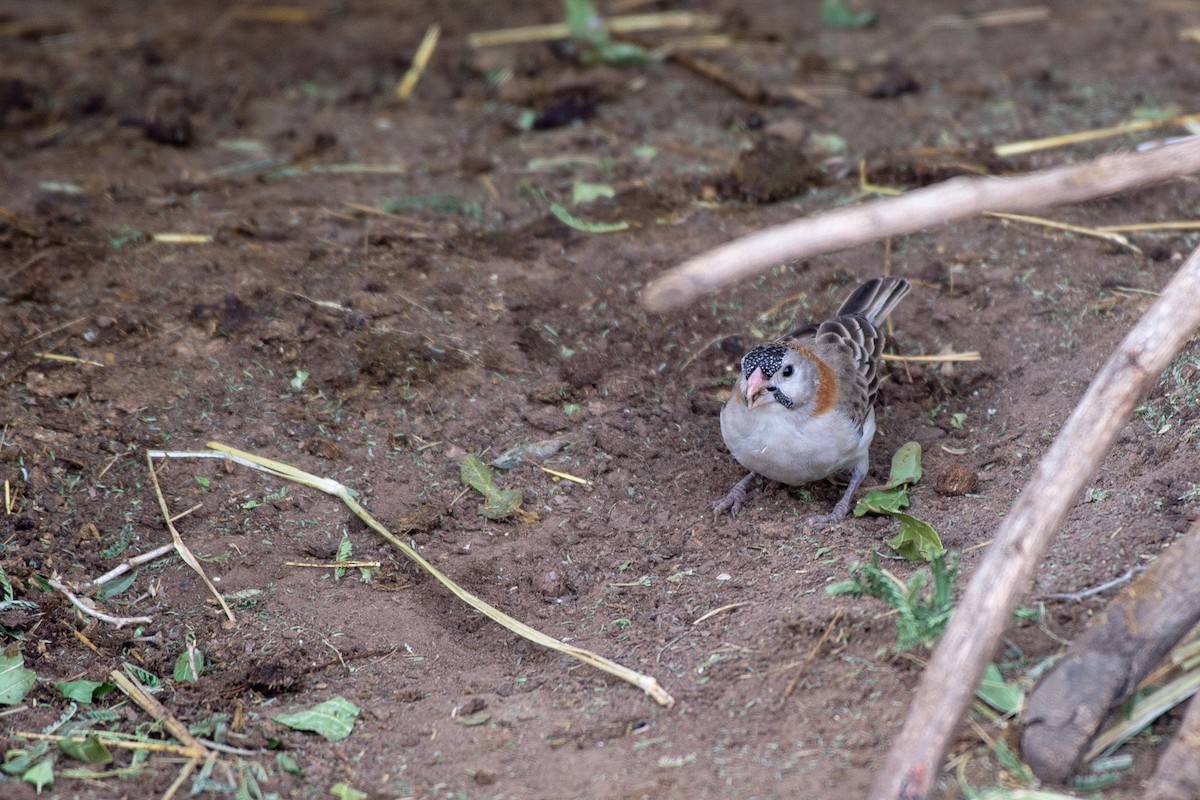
738;343;813;411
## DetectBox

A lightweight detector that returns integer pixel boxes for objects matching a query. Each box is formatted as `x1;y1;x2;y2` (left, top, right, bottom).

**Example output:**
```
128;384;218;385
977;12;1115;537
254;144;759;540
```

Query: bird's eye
781;365;794;378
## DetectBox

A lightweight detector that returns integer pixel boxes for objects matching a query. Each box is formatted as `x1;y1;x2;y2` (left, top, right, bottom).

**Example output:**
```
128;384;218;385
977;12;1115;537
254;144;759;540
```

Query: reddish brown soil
3;1;1200;798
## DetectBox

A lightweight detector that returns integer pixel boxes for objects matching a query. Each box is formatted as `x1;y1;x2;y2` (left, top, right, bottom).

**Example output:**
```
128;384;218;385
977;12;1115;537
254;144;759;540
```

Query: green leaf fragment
173;646;204;683
455;711;491;727
820;0;877;29
330;782;368;800
572;181;615;205
274;696;359;742
58;734;113;765
887;513;945;561
94;571;137;602
0;644;37;705
549;203;629;233
460;455;525;520
276;752;303;776
22;757;54;792
55;680;115;705
977;662;1024;715
885;441;923;488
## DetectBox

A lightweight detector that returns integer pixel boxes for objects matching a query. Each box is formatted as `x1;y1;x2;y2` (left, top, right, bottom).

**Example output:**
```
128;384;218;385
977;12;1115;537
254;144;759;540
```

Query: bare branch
641;138;1200;312
868;243;1200;800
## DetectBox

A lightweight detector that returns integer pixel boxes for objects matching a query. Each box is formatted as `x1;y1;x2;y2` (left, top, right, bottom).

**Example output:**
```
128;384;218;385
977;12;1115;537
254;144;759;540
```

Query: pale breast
720;401;874;486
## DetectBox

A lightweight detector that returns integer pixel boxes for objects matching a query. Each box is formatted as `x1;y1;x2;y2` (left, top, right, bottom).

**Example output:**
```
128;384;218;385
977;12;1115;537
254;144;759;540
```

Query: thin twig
1042;565;1146;602
642;138;1200;312
84;542;176;590
47;575;152;628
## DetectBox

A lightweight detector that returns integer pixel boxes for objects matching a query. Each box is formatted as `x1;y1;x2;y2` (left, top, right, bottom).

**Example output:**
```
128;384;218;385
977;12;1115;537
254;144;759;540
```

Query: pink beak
744;367;770;409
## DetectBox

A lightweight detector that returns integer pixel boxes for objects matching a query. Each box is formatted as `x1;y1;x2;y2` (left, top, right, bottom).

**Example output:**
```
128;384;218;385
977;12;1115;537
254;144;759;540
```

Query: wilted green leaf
572;181;615;205
330;782;368;800
275;752;303;776
854;487;909;516
977;662;1024;715
2;740;49;776
274;696;359;742
22;757;54;792
481;488;523;520
0;644;37;705
820;0;877;29
94;571;137;602
549;203;629;233
460;455;525;520
853;442;943;561
58;734;112;765
887;512;945;561
55;680;115;705
173;646;204;683
460;454;497;495
455;711;491;727
885;441;922;488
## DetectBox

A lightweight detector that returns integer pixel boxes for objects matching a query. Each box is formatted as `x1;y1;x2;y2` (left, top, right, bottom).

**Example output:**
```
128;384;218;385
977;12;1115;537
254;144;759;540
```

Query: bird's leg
815;463;868;524
713;472;758;517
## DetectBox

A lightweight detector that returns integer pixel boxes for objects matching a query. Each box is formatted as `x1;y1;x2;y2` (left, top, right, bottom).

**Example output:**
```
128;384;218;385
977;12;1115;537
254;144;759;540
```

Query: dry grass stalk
396;24;440;101
178;442;676;707
995;112;1200;156
468;11;721;48
986;211;1139;253
145;452;236;623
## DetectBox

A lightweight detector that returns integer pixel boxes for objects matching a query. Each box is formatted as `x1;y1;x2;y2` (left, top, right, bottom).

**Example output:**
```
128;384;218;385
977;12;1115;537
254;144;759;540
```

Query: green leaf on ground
460;455;527;521
884;441;923;488
853;442;944;561
820;0;877;29
977;662;1024;715
572;181;615;205
55;679;115;705
887;512;944;562
563;0;653;66
172;644;204;683
0;644;37;705
330;782;368;800
274;696;359;742
549;203;629;233
59;734;113;765
22;757;54;792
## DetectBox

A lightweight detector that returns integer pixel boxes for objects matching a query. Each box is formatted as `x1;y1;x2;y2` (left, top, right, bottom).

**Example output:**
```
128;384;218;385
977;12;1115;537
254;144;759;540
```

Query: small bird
714;277;911;522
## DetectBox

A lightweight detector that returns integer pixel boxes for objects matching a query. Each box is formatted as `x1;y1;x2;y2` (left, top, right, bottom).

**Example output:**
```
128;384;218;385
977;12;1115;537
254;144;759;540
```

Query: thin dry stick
84;542;175;590
868;245;1200;800
46;576;152;628
145;452;236;623
109;668;207;800
641;138;1200;312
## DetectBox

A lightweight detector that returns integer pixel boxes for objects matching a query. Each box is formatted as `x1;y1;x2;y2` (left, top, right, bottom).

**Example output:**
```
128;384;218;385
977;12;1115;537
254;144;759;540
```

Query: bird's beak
743;367;770;409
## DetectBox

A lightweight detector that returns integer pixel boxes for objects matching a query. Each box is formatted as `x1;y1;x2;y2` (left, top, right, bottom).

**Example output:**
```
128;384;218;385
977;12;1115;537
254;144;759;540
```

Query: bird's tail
837;277;911;325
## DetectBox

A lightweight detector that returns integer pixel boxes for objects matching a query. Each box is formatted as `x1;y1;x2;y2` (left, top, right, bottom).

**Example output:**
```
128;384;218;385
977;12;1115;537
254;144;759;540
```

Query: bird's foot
809;468;865;526
713;472;757;518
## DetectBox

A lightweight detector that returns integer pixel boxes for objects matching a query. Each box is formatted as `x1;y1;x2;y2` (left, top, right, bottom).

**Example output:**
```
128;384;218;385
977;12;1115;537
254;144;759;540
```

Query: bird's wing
812;314;884;428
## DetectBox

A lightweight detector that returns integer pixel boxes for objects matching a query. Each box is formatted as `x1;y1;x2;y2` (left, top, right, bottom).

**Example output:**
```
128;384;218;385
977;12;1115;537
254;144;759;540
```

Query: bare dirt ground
3;1;1200;798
